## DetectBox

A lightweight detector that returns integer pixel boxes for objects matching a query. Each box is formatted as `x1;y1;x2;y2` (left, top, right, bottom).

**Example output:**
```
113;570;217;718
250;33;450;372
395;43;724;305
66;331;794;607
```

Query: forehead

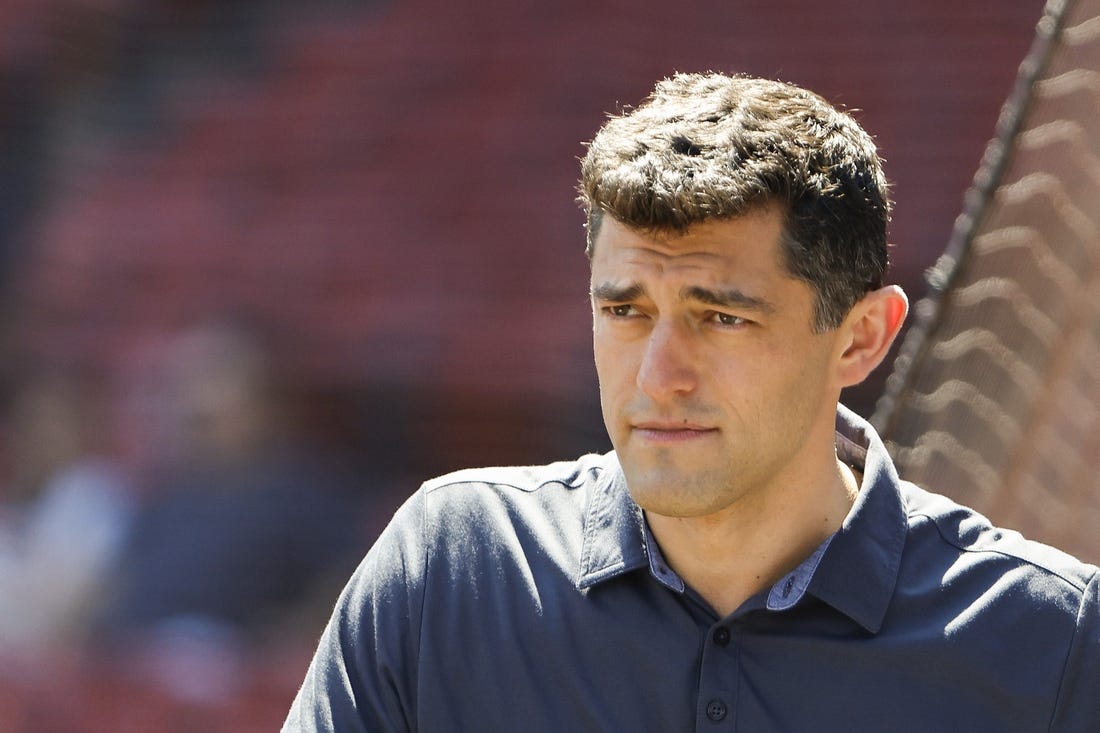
589;206;791;286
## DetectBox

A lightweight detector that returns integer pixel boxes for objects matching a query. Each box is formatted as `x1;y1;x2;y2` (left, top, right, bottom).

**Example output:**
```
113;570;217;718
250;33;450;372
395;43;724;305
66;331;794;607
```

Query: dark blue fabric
285;407;1100;732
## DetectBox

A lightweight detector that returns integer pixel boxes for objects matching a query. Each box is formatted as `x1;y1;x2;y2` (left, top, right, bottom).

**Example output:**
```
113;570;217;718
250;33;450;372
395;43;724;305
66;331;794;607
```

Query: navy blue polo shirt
285;407;1100;731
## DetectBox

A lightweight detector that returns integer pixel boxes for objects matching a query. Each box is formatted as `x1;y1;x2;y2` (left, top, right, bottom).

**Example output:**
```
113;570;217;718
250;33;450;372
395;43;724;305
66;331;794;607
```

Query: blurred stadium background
0;0;1088;729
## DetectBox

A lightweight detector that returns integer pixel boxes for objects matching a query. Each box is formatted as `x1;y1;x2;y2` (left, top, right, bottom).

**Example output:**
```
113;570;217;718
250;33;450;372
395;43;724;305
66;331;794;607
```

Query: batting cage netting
873;0;1100;563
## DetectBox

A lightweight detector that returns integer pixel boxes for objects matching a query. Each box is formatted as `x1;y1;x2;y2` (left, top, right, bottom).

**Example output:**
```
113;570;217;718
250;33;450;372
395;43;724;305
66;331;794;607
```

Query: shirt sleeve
1048;569;1100;732
283;489;427;732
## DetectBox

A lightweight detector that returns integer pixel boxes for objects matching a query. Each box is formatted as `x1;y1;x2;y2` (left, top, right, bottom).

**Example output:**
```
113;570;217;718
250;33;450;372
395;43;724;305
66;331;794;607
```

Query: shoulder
896;483;1100;728
416;453;610;525
422;453;608;496
899;481;1098;604
368;452;615;567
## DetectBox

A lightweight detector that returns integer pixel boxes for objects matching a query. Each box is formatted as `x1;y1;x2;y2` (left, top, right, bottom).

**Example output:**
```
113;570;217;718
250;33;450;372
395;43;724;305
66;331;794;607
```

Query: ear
834;285;909;388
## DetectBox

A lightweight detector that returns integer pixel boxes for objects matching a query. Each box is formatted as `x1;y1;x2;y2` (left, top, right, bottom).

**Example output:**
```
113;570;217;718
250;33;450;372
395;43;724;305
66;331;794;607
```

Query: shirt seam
423;476;587;496
910;511;1094;592
1046;568;1099;733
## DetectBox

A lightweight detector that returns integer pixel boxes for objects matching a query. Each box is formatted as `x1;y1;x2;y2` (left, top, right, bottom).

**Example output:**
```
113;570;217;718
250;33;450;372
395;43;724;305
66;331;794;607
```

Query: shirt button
706;699;728;722
712;626;730;646
782;575;796;598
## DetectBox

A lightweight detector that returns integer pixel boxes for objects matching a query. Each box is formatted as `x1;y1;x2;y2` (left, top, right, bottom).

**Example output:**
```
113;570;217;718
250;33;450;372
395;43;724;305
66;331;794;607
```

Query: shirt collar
577;406;908;634
577;452;649;589
807;404;907;633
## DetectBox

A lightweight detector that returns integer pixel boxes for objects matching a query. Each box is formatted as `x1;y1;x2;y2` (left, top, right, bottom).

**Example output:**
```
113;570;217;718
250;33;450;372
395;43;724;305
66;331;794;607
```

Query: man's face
590;206;846;519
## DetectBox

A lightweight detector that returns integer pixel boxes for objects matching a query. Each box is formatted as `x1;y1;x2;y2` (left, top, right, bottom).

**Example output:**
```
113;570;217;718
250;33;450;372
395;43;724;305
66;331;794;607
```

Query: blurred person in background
95;317;361;683
0;369;134;657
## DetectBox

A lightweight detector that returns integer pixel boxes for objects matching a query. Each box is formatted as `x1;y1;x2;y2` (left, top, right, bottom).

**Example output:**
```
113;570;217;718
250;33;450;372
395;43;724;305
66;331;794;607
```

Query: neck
646;458;859;618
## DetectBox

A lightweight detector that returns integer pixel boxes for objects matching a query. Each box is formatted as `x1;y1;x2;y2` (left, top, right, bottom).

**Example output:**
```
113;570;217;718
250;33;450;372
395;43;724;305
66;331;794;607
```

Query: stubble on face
590;210;843;522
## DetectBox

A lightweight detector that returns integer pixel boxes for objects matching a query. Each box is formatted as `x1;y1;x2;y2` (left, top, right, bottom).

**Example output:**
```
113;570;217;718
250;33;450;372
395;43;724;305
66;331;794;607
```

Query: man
285;73;1099;731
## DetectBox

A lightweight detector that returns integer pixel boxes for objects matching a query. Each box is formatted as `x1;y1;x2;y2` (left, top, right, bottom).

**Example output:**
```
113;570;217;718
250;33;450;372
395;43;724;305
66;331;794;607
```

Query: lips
633;421;714;431
631;421;718;441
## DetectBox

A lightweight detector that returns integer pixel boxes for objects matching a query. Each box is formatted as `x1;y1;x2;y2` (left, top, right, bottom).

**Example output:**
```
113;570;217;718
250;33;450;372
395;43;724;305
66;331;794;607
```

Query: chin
623;469;733;518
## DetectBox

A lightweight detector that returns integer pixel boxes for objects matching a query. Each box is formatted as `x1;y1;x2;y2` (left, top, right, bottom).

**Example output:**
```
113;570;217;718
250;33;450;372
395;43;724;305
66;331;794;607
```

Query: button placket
696;622;738;729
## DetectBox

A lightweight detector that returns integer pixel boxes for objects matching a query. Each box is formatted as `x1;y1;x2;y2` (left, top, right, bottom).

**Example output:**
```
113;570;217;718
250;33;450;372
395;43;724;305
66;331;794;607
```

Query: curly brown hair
579;72;890;332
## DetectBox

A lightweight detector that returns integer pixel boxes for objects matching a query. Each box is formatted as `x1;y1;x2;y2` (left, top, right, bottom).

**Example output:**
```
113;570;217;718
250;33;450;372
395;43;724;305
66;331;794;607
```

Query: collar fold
577;453;648;589
806;405;907;633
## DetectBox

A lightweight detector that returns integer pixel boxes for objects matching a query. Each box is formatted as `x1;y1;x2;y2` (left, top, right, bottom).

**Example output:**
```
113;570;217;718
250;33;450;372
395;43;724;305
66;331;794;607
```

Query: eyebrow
591;281;775;315
590;282;645;302
682;285;776;315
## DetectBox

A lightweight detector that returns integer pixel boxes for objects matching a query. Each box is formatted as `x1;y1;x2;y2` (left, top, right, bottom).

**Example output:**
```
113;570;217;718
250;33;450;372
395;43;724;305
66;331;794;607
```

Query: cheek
709;337;821;410
593;335;638;413
593;341;622;397
593;347;622;436
593;326;627;375
769;341;835;415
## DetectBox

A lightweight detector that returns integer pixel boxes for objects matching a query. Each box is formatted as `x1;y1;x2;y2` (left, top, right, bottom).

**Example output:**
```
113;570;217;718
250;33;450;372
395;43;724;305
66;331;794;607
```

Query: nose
636;320;698;400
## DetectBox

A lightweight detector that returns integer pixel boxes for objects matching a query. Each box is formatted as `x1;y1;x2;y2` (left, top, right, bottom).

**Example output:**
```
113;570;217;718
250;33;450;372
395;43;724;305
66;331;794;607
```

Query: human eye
603;304;640;318
709;311;749;328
